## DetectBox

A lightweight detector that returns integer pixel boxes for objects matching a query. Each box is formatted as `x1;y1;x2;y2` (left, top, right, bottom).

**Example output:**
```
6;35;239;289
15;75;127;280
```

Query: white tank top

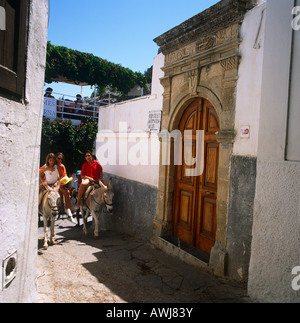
44;165;59;185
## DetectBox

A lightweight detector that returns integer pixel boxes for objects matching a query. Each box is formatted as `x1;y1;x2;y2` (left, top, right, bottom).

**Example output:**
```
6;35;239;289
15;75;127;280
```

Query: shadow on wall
100;174;158;241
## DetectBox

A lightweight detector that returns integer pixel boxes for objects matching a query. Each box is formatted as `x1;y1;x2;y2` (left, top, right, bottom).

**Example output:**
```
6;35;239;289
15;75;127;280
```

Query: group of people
39;151;103;224
44;87;96;118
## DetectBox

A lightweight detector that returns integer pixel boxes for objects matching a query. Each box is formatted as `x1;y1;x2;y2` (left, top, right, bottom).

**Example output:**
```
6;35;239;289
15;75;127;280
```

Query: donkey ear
45;184;52;192
108;179;113;190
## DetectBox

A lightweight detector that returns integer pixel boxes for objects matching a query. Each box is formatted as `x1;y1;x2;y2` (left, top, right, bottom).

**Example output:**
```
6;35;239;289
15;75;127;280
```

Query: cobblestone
37;217;252;303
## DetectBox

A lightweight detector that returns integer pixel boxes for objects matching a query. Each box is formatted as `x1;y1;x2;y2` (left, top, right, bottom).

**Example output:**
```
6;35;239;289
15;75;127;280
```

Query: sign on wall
148;110;162;132
240;125;250;139
43;97;57;119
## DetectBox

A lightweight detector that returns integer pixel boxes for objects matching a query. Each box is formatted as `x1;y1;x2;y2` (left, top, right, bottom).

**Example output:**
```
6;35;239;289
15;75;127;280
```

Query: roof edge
154;0;261;54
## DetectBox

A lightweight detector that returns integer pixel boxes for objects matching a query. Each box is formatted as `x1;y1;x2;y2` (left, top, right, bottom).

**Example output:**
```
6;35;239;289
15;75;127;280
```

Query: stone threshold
152;236;211;274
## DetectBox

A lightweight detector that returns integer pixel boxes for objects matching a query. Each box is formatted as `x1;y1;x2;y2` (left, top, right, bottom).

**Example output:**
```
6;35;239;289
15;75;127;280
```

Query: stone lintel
154;0;260;55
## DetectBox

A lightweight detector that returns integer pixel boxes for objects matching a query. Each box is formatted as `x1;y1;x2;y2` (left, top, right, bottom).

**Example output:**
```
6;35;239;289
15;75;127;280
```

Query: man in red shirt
75;151;103;209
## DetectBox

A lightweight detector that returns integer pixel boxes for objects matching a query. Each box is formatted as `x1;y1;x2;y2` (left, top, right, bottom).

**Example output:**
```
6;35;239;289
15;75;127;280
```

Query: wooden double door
173;99;220;255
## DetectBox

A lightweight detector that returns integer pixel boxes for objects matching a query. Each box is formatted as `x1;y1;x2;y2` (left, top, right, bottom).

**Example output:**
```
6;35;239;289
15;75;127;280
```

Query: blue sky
46;0;220;98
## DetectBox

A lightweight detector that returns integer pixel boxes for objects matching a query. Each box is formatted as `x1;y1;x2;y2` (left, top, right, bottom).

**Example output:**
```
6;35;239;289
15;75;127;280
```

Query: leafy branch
45;42;148;94
40;117;99;174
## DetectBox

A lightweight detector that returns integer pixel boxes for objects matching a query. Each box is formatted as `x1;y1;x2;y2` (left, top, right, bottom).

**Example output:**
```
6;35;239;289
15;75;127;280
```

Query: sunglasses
57;157;63;160
85;155;91;158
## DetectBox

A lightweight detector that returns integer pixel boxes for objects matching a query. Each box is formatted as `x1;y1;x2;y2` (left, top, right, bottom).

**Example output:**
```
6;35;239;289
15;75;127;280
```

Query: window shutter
0;0;29;101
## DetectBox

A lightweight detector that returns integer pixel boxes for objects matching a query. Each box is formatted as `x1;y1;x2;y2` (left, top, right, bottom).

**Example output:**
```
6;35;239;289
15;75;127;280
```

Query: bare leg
60;186;76;224
76;179;89;208
60;186;71;209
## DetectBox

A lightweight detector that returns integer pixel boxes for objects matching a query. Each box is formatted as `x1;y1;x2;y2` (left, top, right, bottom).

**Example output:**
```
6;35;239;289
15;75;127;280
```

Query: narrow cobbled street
37;217;252;303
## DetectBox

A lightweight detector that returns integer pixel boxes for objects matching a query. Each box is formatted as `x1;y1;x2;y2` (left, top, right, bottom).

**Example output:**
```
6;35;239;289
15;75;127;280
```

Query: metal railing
44;92;109;122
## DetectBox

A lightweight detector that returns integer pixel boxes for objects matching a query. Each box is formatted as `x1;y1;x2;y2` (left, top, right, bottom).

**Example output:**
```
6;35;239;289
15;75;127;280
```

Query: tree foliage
45;42;148;94
40;117;98;175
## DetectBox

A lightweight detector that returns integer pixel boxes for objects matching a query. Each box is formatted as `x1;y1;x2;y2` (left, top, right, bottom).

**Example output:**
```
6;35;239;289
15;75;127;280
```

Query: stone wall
226;156;257;282
100;174;158;240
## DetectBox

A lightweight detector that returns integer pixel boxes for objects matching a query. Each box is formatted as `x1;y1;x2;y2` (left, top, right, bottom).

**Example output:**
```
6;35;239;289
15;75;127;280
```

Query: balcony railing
43;92;109;124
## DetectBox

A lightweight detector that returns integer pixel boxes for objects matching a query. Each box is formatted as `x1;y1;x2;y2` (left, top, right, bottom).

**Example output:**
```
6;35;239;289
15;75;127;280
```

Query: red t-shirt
81;160;103;180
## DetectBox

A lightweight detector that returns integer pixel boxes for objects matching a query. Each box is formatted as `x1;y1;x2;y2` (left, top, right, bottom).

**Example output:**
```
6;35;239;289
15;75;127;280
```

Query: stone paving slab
37;217;252;303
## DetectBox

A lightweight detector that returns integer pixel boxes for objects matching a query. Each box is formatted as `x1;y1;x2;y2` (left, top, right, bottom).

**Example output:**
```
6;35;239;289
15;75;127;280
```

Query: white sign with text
148;110;162;132
43;97;57;119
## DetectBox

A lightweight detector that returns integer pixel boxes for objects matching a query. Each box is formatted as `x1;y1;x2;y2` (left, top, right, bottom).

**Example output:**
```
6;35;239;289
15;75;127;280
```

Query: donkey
81;179;114;238
39;183;61;249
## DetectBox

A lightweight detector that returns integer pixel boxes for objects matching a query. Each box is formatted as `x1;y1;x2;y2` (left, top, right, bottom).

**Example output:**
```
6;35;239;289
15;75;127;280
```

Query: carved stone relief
165;44;196;65
196;35;216;52
220;56;240;71
188;68;201;94
215;24;239;46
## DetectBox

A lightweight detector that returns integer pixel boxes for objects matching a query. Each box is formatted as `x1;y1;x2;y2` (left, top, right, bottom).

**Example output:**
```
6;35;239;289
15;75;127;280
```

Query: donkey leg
81;208;88;236
50;216;55;245
43;216;49;250
92;211;100;238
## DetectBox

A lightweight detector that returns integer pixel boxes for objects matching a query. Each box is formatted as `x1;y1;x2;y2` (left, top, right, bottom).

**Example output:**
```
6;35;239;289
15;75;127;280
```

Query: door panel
206;107;220;134
173;99;220;255
179;190;193;226
204;142;219;189
175;189;195;245
196;195;217;253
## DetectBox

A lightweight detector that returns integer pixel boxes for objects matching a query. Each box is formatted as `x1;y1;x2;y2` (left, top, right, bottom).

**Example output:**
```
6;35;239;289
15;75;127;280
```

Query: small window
0;0;29;102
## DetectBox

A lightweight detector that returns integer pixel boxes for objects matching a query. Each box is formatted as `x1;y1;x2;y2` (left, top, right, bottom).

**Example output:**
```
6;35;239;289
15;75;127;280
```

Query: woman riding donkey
39;153;76;224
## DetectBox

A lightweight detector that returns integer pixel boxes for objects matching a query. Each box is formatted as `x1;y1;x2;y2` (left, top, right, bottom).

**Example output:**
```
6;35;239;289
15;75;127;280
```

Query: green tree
144;66;153;84
40;118;98;175
45;42;148;94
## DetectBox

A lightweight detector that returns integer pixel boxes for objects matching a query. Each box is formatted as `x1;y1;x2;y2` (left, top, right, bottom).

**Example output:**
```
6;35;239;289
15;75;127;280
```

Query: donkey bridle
90;188;113;208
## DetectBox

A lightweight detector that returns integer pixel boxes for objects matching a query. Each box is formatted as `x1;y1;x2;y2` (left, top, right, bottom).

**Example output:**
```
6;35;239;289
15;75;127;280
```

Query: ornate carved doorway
173;98;220;255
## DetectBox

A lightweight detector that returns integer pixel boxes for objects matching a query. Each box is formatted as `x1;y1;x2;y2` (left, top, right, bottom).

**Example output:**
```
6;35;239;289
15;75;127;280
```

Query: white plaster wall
248;0;300;303
233;3;266;157
0;0;48;303
97;53;164;187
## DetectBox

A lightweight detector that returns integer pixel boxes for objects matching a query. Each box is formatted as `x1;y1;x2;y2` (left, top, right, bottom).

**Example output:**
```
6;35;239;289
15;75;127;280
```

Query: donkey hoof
43;245;48;250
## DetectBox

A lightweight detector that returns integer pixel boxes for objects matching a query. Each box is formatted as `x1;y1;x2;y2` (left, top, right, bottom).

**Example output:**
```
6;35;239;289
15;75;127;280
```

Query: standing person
56;153;76;224
74;94;83;115
75;151;103;210
44;87;55;98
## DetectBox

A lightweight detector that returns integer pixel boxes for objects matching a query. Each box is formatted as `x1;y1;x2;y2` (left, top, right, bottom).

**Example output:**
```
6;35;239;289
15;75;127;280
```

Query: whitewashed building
0;0;48;303
97;0;300;303
248;0;300;303
97;53;164;239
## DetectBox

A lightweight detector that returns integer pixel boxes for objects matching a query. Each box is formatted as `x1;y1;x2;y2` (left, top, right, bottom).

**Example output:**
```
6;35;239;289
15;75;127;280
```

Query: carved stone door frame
153;86;235;275
151;0;259;275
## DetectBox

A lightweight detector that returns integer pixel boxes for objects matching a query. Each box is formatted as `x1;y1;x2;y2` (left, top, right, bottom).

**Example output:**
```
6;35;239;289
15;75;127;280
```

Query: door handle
205;191;215;196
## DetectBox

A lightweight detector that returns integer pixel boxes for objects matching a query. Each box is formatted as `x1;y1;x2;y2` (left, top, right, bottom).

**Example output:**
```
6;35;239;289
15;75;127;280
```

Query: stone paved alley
37;217;252;303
